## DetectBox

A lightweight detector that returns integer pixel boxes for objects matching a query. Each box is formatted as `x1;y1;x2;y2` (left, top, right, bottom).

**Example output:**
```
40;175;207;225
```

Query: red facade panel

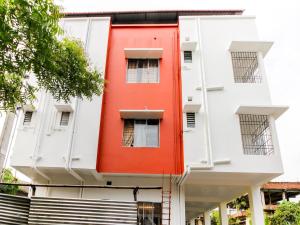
97;25;183;175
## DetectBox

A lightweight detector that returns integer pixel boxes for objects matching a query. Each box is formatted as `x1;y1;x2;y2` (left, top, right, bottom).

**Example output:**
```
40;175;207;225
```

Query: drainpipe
196;17;213;168
62;18;93;197
178;165;191;186
64;97;85;198
32;91;52;195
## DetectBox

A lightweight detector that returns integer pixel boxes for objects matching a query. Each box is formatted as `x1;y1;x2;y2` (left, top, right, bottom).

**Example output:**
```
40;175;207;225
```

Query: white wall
10;17;110;177
179;16;284;175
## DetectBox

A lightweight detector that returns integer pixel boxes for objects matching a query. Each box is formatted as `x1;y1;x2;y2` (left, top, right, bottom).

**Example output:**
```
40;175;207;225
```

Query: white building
9;10;288;225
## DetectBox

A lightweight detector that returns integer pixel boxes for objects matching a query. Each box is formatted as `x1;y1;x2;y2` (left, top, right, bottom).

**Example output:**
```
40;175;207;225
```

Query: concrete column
204;211;210;225
179;186;186;225
248;185;265;225
219;202;228;225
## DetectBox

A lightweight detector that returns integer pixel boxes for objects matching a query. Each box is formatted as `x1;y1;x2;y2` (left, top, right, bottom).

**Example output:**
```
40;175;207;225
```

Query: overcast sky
56;0;300;181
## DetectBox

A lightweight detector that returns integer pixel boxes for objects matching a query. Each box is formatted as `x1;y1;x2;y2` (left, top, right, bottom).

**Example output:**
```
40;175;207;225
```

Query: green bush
0;168;19;195
269;201;300;225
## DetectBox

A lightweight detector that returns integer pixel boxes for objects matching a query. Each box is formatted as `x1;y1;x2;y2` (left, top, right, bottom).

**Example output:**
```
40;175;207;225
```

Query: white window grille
239;114;274;155
184;51;192;63
186;112;195;128
122;119;159;147
231;52;261;83
127;59;159;83
60;112;70;126
23;111;33;126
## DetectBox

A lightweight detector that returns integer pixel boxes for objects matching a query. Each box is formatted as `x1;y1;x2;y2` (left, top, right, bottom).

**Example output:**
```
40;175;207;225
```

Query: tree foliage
211;210;221;225
0;168;19;195
0;0;103;111
269;201;300;225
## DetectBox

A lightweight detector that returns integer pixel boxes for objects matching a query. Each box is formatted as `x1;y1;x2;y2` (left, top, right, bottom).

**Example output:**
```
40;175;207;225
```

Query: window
127;59;159;83
184;51;192;63
186;112;195;128
122;119;159;147
138;202;162;225
60;112;70;126
23;111;33;126
239;114;274;155
231;52;261;83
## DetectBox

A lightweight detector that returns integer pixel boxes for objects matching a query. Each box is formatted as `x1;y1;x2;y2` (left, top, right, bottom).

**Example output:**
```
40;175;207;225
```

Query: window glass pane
127;59;137;83
127;59;159;83
134;120;147;147
137;59;148;83
137;202;161;225
123;119;134;147
148;59;159;83
146;124;159;147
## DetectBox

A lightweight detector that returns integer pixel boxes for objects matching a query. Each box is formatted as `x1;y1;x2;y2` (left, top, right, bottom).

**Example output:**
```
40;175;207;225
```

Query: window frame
186;112;196;128
122;119;160;148
126;58;160;84
59;111;71;126
23;111;33;126
231;51;262;83
238;114;274;155
183;51;193;63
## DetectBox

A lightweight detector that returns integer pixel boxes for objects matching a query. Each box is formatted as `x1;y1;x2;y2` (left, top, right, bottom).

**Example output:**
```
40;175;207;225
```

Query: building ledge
229;41;273;57
124;48;163;59
236;105;288;119
119;109;164;119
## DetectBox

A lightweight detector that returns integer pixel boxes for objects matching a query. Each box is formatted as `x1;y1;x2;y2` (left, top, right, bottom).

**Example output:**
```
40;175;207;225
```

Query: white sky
57;0;299;181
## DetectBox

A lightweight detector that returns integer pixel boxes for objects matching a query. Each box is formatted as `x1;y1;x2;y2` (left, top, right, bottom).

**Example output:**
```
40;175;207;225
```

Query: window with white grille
184;51;192;63
231;52;261;83
122;119;159;147
239;114;274;155
60;112;70;126
127;59;159;83
23;111;33;126
186;112;195;128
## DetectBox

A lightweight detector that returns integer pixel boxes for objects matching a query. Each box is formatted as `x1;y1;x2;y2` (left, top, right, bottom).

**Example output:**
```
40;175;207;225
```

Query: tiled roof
262;182;300;190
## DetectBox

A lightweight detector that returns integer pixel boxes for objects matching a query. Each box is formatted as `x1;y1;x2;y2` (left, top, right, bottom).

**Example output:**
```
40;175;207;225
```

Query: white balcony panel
229;41;273;57
124;48;163;59
181;41;197;51
183;103;201;113
236;105;288;119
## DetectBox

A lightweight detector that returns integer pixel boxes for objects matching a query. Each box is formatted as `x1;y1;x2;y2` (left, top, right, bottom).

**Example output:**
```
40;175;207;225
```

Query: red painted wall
97;25;183;175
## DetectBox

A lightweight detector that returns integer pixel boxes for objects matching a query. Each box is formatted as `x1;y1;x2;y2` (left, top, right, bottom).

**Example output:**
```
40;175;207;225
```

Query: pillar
248;185;265;225
204;211;210;225
219;202;228;225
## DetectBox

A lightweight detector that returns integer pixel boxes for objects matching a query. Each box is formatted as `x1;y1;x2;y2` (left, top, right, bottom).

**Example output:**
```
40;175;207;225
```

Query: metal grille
28;197;138;224
231;52;261;83
0;193;30;225
23;111;33;126
183;51;192;63
186;113;195;128
239;114;274;155
60;112;70;126
127;59;159;83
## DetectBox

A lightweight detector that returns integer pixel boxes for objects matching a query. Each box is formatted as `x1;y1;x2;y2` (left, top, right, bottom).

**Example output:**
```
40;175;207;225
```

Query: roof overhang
229;41;273;57
54;104;74;112
120;110;164;119
64;10;244;24
236;105;289;119
124;48;163;59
